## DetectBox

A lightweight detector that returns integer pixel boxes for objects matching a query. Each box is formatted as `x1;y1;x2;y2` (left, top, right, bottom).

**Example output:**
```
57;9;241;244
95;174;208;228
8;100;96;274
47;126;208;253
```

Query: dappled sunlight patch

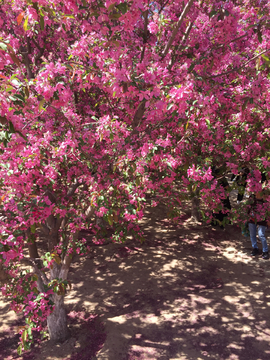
182;238;197;245
128;343;168;359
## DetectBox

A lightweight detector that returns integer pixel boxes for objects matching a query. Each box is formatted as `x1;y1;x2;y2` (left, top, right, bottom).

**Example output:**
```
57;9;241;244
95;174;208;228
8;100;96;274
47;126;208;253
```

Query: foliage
0;0;270;351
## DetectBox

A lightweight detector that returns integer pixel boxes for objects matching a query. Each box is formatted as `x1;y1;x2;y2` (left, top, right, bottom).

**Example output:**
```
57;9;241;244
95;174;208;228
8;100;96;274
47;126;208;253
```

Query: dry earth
1;201;270;360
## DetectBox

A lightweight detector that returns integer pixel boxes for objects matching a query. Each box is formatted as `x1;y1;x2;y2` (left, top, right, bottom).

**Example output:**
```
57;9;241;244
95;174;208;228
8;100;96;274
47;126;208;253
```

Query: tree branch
162;0;195;58
59;231;79;280
66;180;83;198
205;49;269;80
21;257;49;291
31;38;45;65
19;37;34;79
158;0;171;14
133;99;146;128
168;20;194;71
140;10;149;63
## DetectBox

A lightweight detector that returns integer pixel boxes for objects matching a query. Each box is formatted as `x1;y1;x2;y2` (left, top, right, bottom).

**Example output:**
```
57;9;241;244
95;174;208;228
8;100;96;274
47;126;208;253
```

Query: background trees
0;0;270;352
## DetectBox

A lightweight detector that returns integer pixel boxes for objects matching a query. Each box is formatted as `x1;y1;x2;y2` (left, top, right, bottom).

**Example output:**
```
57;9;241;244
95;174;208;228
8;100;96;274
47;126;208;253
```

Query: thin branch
133;99;146;128
168;20;194;71
102;89;114;114
140;10;149;63
205;49;269;80
85;205;95;220
19;37;34;79
218;33;248;49
59;231;79;280
66;180;83;198
158;0;171;14
21;257;49;290
162;0;195;58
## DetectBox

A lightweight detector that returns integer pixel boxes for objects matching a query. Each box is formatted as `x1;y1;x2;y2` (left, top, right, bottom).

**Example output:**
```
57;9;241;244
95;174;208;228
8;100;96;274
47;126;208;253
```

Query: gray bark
47;293;69;342
190;189;201;222
46;251;73;342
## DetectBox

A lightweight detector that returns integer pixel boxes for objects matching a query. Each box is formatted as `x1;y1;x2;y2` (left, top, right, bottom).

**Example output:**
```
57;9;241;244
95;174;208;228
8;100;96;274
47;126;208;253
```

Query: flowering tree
1;0;270;352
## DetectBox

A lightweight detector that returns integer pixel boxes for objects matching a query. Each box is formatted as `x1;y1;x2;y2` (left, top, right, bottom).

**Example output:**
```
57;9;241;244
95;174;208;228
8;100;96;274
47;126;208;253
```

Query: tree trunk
25;228;40;259
0;260;8;283
28;240;39;259
190;189;200;222
47;293;69;342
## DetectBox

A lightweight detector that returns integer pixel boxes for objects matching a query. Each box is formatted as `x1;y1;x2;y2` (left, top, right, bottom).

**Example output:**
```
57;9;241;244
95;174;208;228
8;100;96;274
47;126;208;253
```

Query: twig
140;10;149;63
168;20;194;71
162;0;195;58
133;99;146;129
205;49;269;79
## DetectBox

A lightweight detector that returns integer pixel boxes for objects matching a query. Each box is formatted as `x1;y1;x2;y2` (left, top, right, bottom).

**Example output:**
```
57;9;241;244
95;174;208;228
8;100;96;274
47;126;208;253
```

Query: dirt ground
1;200;270;360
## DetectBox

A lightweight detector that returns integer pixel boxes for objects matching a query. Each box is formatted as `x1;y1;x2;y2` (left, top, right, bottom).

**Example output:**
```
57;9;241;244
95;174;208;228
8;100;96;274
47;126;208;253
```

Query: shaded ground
1;201;270;360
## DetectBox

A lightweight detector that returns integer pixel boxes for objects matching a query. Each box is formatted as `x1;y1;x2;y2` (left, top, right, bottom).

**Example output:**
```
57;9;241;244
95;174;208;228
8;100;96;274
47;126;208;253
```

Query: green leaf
14;94;25;102
108;2;116;12
14;110;24;115
108;214;113;225
258;30;262;44
90;11;99;17
209;10;217;18
22;330;27;344
0;42;7;51
188;63;195;73
116;3;128;14
30;223;36;234
53;91;59;100
112;40;120;47
39;98;45;111
262;54;270;62
17;344;23;356
16;130;27;141
51;253;61;265
23;16;29;31
167;103;174;110
40;15;44;30
9;121;15;133
24;87;29;98
109;13;122;19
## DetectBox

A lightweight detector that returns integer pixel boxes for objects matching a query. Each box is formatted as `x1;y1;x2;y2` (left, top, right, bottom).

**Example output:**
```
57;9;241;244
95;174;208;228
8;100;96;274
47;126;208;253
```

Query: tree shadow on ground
62;202;270;359
2;202;270;359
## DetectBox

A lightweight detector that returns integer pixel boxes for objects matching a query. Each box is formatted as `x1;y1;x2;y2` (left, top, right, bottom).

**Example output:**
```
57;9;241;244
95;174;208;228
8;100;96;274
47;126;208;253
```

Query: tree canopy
0;0;270;352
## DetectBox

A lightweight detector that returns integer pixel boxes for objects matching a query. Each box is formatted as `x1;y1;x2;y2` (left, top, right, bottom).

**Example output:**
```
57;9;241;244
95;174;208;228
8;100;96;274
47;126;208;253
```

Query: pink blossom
148;22;159;34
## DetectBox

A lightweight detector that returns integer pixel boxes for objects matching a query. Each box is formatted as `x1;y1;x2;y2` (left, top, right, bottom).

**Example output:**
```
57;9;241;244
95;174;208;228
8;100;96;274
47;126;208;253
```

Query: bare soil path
1;202;270;360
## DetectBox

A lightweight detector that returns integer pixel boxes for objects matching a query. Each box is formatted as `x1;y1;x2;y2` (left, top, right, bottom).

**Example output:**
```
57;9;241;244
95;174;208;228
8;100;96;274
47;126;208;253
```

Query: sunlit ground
1;200;270;359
